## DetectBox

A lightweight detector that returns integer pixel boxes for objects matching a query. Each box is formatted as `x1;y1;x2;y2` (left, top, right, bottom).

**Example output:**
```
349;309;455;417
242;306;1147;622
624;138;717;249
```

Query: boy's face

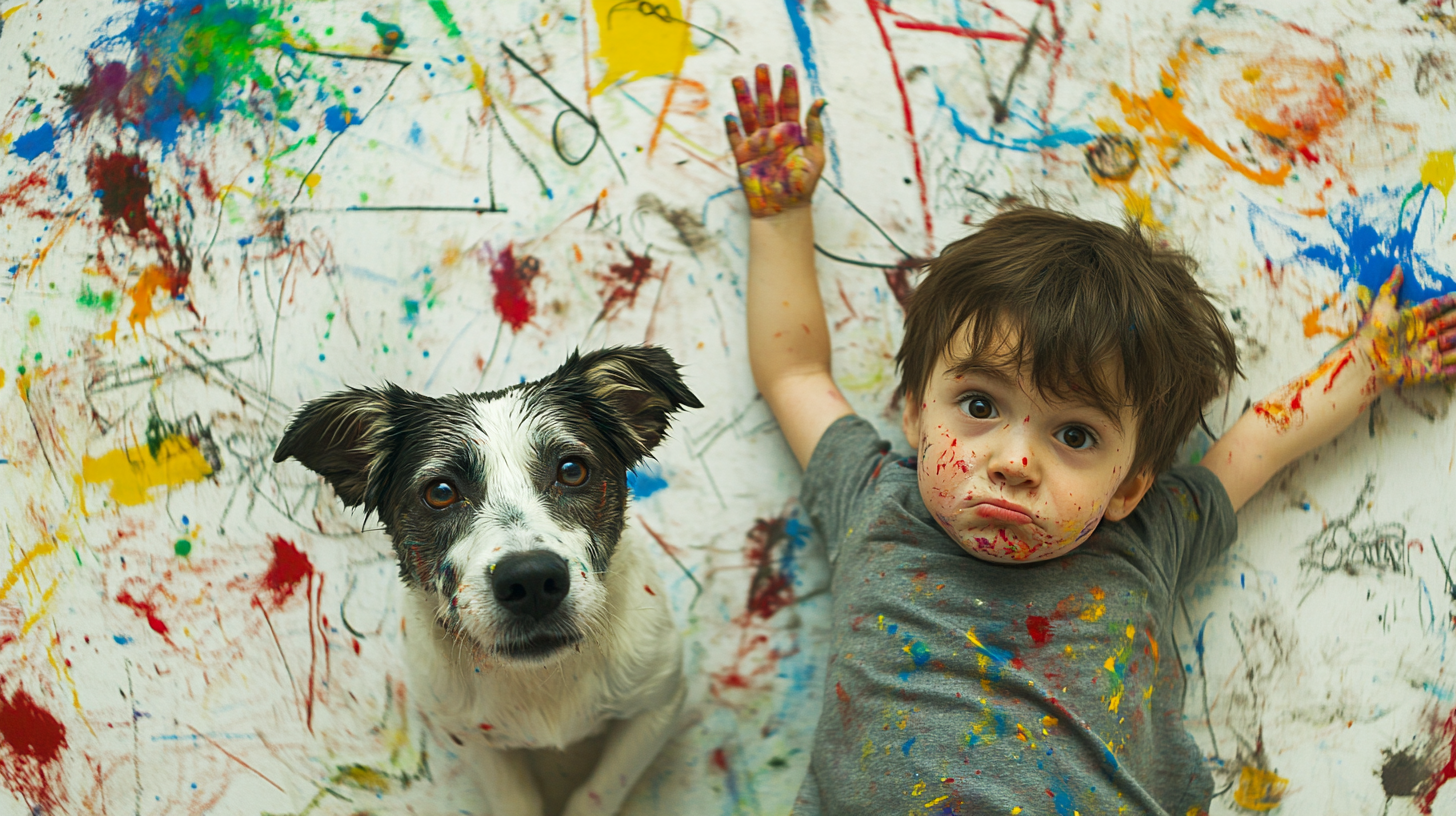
901;334;1154;564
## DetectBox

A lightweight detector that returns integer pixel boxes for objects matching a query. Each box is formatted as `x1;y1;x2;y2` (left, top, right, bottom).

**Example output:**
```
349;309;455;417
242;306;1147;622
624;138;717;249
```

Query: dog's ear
557;346;702;465
273;386;399;511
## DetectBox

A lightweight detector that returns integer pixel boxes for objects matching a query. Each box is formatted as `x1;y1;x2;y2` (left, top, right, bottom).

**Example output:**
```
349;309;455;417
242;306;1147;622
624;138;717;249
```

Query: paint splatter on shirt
793;416;1237;816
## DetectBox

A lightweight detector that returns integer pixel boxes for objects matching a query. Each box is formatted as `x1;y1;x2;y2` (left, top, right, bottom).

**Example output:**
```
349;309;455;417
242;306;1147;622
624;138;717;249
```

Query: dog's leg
560;680;685;816
453;739;545;816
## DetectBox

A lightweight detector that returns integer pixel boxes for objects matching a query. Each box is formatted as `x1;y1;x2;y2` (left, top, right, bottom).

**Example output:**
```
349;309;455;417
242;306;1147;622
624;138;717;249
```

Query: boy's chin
952;528;1081;564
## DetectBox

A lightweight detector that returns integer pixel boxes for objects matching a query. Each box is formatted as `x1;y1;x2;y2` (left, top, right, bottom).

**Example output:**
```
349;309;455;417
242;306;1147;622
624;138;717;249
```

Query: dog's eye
557;459;588;487
424;481;458;509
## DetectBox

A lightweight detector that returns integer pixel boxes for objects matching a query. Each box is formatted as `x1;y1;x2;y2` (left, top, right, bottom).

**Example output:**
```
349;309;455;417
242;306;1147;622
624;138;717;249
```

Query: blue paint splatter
935;86;1096;153
408;121;423;146
324;105;362;133
114;635;133;645
1248;186;1455;301
627;465;668;499
12;123;56;161
908;640;930;667
901;736;916;756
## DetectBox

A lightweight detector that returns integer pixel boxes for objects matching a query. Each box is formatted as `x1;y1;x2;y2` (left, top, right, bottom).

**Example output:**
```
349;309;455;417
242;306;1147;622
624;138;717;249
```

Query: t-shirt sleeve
800;414;896;565
1131;463;1239;593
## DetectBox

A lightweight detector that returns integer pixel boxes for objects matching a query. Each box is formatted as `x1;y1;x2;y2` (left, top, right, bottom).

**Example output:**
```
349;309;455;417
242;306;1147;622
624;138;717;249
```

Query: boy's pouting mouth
901;324;1154;564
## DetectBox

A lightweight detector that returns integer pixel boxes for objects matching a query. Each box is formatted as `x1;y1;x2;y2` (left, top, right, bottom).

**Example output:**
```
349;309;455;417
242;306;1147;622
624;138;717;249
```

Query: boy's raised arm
728;65;852;468
1203;266;1456;511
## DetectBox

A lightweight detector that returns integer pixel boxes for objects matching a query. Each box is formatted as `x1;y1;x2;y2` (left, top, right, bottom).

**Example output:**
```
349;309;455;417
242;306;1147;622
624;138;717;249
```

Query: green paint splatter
427;0;463;38
78;283;117;313
175;539;192;557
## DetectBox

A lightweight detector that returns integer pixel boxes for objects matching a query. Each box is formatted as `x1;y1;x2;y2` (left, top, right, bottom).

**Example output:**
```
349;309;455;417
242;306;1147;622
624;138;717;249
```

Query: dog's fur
274;346;700;815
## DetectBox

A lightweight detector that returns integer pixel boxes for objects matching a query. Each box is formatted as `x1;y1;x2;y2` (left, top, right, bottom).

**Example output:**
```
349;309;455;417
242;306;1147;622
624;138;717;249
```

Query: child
726;64;1456;815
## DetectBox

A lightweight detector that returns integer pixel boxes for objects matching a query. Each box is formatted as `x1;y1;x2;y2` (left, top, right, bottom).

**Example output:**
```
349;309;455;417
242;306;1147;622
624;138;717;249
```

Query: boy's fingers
725;115;745;153
1440;328;1456;353
754;63;777;128
1380;265;1404;302
806;99;826;148
779;65;800;126
1412;293;1456;323
732;76;759;134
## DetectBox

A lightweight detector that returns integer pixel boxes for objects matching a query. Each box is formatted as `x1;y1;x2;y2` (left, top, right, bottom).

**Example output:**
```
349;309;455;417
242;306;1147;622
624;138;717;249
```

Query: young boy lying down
725;64;1456;814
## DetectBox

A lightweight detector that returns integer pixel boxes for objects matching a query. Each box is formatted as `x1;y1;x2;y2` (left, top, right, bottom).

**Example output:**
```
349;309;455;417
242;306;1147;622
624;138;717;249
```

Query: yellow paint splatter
1422;150;1455;198
590;0;695;95
334;764;391;794
925;796;949;808
1080;603;1105;622
1232;766;1289;811
303;173;322;196
82;435;213;506
0;539;57;603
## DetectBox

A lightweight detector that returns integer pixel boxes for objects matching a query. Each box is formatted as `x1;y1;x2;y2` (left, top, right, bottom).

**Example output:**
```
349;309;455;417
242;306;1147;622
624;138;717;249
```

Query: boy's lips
972;499;1033;525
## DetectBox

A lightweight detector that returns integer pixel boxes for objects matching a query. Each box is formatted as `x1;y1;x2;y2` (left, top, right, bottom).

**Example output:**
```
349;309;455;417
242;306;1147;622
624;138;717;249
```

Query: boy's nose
986;434;1037;487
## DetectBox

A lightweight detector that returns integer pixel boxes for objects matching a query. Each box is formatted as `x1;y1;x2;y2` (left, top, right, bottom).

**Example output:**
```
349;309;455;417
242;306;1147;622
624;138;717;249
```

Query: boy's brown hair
895;206;1240;476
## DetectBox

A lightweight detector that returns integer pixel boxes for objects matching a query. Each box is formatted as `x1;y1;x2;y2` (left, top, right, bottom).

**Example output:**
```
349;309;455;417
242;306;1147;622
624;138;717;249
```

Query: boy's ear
901;393;922;453
1103;467;1156;522
552;346;703;467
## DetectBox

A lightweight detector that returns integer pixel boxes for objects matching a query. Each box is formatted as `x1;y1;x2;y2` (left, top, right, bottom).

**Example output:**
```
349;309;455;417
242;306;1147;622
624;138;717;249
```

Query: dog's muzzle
490;550;583;659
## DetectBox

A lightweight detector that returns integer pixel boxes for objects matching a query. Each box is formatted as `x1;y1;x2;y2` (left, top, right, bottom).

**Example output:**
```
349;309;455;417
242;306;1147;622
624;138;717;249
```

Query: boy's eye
1056;426;1096;450
960;396;998;420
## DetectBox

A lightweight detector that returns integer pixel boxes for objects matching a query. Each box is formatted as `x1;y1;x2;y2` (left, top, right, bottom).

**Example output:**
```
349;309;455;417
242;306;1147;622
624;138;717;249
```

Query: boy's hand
1355;266;1456;388
725;64;826;218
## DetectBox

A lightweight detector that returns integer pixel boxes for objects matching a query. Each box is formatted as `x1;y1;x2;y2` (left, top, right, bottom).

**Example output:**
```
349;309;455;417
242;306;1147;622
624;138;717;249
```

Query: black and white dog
274;346;700;815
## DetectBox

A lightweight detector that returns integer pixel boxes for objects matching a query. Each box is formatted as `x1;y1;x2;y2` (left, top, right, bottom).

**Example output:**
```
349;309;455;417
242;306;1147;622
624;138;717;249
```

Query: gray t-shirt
794;415;1237;816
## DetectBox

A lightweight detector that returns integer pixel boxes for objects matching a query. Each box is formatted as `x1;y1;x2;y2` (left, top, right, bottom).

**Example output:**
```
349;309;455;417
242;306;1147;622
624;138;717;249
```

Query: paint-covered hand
1354;266;1456;387
725;64;826;218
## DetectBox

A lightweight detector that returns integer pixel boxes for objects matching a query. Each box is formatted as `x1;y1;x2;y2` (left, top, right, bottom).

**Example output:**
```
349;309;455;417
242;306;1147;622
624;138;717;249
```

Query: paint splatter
82;435;214;506
745;514;809;619
0;684;68;812
489;245;542;332
1026;615;1052;646
1232;764;1289;811
87;151;156;237
259;535;314;608
11;123;56;161
115;589;175;646
596;249;661;321
627;464;668;499
589;0;695;95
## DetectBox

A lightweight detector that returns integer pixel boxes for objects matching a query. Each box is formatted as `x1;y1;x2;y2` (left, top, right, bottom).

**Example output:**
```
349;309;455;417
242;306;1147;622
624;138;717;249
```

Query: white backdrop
2;0;1455;813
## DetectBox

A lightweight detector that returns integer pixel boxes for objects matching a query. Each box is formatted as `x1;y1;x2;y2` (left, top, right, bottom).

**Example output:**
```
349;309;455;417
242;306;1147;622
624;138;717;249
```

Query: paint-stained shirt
793;415;1236;816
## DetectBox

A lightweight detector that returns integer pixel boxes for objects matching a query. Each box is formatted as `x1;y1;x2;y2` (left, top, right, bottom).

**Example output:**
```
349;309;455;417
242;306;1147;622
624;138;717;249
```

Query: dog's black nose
490;551;571;620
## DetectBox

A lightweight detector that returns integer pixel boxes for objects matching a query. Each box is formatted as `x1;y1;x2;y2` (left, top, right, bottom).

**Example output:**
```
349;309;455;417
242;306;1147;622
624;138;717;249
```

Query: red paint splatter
260;535;314;608
710;747;729;772
1418;707;1456;814
865;0;934;251
643;584;656;596
596;249;660;321
745;517;795;620
1323;350;1354;393
1027;615;1052;646
115;589;175;646
478;723;493;731
0;683;69;811
0;171;56;219
87;151;157;237
351;638;361;656
489;244;541;332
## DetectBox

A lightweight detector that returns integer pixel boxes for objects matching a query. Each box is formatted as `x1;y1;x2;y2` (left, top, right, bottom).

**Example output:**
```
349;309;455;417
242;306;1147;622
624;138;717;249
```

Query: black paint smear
1381;743;1439;797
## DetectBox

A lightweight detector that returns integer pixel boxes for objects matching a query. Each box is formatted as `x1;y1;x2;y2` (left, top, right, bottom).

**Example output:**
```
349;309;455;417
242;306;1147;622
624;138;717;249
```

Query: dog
273;346;701;815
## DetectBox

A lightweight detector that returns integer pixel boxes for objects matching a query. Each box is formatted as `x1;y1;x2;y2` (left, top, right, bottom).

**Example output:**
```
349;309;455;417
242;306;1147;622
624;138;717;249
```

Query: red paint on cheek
1022;457;1028;466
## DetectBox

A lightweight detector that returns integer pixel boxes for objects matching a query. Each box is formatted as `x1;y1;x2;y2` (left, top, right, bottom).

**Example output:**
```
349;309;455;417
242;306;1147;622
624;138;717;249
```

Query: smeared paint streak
11;122;56;161
82;435;214;506
589;0;695;95
1382;742;1440;798
627;464;668;499
1112;41;1291;186
1232;765;1289;811
745;514;810;619
115;589;175;646
489;245;541;333
259;535;314;608
0;684;68;811
1026;615;1052;646
1220;55;1348;151
1248;187;1456;300
1418;707;1456;814
935;85;1096;152
864;0;933;252
781;0;841;183
361;12;405;54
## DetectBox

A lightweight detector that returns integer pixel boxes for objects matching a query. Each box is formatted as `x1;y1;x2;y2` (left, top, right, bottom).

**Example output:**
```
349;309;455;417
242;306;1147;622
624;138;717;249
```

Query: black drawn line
989;22;1041;125
291;205;507;213
500;42;627;181
823;178;914;258
288;50;411;204
1297;474;1410;606
605;0;740;54
490;98;553;199
814;243;910;270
